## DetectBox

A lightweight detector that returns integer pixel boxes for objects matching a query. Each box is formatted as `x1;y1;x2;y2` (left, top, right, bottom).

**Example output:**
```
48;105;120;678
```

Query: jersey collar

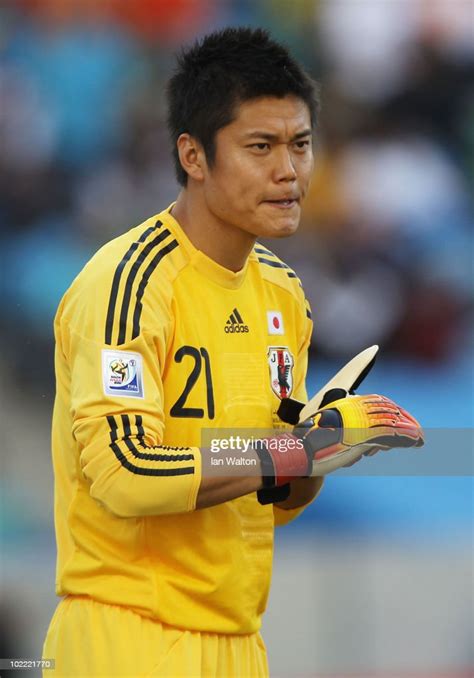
162;203;252;290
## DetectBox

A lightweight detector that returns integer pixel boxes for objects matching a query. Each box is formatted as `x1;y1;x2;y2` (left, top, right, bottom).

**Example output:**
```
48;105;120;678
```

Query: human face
201;96;314;239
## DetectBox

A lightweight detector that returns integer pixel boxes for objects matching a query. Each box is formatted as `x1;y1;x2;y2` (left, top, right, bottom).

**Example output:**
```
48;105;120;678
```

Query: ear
176;133;207;182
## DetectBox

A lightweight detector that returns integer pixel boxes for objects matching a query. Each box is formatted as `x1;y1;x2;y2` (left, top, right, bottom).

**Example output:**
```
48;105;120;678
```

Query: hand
255;394;424;487
299;394;424;475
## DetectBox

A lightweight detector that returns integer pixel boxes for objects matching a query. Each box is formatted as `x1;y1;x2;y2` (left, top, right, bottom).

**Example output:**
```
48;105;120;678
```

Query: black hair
166;27;320;186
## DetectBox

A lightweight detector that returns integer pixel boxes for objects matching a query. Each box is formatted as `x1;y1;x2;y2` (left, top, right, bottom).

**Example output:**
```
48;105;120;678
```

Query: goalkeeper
43;27;423;678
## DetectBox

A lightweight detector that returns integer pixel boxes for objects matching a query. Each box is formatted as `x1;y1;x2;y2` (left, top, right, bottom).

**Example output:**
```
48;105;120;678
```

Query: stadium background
0;1;472;676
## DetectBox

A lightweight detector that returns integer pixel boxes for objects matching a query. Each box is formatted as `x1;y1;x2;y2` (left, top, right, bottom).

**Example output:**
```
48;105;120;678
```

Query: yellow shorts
42;596;269;678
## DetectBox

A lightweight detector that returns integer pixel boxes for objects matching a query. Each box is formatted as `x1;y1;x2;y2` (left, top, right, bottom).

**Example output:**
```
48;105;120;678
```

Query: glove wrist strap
254;441;277;488
256;434;310;486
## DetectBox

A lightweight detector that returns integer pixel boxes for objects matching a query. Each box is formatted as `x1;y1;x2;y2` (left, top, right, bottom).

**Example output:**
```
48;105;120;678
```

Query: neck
171;189;256;273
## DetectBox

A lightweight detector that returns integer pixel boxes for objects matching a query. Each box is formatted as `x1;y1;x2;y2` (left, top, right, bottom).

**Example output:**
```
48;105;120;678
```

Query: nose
273;146;297;183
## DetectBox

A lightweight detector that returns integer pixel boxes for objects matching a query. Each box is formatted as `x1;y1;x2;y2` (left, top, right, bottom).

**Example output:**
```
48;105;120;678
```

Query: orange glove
257;394;424;486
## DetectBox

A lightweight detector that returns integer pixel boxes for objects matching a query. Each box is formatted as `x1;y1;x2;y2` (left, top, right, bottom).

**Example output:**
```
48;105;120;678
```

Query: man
43;27;423;677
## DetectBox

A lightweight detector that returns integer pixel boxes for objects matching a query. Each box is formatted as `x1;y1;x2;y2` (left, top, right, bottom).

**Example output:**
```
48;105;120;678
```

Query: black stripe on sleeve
286;272;298;279
107;415;195;474
254;246;274;255
116;229;171;345
257;257;290;269
306;308;312;319
120;414;194;460
135;415;191;452
108;414;119;443
121;413;132;438
131;240;179;340
105;221;162;345
121;430;194;463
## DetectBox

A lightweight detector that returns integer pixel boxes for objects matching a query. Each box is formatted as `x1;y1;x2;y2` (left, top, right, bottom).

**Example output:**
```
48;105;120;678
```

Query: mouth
263;198;299;209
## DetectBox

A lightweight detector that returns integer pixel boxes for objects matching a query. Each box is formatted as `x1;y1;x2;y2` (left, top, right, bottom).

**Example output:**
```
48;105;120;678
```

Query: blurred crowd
0;0;472;394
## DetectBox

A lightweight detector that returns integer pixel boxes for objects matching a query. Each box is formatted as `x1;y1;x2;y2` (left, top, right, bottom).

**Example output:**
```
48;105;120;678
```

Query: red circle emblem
273;316;280;329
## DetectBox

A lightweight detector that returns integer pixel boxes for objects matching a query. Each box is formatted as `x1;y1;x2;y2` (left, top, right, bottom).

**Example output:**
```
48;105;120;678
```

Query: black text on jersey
224;308;249;334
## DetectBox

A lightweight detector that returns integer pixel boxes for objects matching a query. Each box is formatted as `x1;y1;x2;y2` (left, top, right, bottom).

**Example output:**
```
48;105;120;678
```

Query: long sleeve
65;327;202;518
53;222;202;519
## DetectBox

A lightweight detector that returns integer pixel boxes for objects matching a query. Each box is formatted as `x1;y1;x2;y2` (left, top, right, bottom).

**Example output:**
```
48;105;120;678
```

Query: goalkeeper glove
257;393;424;487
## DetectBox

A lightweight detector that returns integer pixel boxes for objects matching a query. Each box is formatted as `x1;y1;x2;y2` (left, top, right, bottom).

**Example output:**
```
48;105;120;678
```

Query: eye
293;139;311;151
248;143;270;152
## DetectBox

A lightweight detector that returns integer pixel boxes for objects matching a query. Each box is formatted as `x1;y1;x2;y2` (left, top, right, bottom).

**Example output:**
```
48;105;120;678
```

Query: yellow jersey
51;204;315;634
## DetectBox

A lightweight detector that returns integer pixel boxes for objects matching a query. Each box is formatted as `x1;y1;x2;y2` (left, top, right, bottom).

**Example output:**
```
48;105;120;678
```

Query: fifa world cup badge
102;350;144;398
267;347;294;399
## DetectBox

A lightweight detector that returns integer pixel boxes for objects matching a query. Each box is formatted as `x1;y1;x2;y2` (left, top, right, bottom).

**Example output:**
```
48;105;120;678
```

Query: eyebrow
243;128;312;142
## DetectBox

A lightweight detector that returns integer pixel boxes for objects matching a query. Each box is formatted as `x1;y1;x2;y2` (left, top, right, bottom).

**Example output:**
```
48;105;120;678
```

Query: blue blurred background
0;1;472;676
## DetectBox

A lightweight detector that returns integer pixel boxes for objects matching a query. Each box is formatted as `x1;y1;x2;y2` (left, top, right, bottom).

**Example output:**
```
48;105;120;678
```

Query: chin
248;213;300;240
266;219;300;239
275;224;299;238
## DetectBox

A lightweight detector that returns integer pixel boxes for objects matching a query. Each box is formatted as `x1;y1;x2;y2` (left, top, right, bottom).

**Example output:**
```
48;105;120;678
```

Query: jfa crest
267;347;294;399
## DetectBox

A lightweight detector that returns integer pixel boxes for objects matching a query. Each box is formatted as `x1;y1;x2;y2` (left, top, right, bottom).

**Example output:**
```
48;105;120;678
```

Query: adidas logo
224;308;249;334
